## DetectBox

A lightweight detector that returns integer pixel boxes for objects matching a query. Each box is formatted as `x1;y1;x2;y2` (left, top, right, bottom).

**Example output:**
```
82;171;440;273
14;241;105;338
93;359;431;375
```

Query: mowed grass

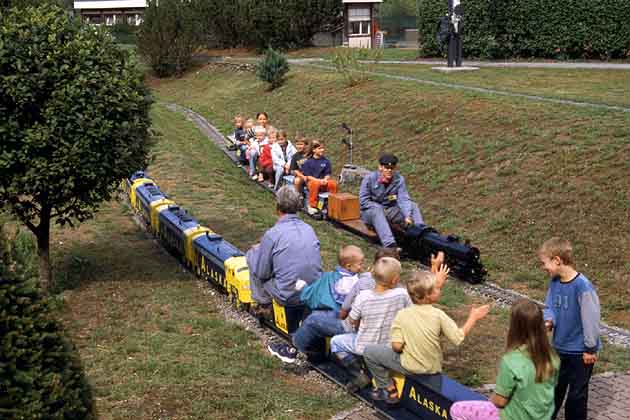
153;63;630;329
363;63;630;108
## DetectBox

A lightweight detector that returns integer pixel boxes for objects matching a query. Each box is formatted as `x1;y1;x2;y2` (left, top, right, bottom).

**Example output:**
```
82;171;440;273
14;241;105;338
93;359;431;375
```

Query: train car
192;232;243;291
225;256;253;308
157;205;210;266
128;173;154;208
396;226;486;284
134;182;175;234
121;170;148;194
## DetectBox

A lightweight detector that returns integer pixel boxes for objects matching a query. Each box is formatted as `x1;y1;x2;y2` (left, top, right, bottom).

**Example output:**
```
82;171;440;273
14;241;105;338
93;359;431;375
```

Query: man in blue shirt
246;186;322;308
359;154;424;248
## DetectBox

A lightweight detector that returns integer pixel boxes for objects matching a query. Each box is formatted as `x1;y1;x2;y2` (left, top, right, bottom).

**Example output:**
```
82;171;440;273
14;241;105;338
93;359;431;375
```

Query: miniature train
123;171;487;420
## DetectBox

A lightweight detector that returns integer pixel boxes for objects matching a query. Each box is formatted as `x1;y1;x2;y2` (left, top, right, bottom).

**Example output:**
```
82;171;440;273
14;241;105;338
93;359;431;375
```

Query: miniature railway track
164;102;630;350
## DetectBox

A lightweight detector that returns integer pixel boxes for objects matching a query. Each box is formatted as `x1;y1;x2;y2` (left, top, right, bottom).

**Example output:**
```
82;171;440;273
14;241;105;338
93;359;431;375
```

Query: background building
74;0;146;26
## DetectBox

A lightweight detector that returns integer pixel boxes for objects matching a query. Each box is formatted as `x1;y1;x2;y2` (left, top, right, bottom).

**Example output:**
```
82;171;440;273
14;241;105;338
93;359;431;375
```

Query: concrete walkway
289;57;630;70
331;371;630;420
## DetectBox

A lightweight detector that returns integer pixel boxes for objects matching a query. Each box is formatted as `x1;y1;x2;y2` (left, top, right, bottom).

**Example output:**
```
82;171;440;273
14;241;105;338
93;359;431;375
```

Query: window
348;6;371;36
86;15;102;24
105;14;114;26
349;21;370;36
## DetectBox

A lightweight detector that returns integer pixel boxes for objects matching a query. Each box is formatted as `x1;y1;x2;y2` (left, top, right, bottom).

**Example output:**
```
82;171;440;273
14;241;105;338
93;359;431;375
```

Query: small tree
0;6;153;290
137;0;203;77
256;48;289;90
0;223;96;419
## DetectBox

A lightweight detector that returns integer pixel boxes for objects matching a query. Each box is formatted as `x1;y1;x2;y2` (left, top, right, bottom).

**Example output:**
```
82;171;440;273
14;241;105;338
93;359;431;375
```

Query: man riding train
359;154;425;249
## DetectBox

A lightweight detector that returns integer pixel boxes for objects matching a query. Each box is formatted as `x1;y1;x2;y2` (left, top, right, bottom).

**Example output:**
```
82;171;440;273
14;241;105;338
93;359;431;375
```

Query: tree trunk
36;211;51;292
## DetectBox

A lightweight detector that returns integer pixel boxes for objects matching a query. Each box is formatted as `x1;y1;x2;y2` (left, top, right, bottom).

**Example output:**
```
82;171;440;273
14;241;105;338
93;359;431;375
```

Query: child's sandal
385;386;400;405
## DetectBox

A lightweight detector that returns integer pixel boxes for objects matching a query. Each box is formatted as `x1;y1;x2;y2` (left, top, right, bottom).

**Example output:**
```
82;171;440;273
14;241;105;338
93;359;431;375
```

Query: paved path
289;57;630;70
331;371;630;420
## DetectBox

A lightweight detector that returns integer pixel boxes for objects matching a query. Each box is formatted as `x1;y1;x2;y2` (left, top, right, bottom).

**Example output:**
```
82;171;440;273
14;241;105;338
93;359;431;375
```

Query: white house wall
74;0;147;9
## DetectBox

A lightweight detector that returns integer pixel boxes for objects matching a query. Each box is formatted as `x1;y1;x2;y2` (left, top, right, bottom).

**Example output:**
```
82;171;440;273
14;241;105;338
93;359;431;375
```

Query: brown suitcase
328;193;360;221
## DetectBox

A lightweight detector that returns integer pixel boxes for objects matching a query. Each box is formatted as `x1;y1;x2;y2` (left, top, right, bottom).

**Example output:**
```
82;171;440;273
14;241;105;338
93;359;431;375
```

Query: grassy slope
153;63;630;328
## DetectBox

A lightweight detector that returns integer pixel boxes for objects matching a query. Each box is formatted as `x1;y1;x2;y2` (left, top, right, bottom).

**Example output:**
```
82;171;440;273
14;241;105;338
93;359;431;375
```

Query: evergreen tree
0;223;95;419
256;48;289;90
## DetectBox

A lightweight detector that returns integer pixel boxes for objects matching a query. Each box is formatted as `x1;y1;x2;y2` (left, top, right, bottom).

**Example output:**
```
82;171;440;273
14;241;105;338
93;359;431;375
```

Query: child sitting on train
267;245;367;364
244;118;255;140
247;126;265;179
289;137;308;191
271;130;297;190
258;126;276;184
233;114;248;166
300;139;337;216
362;269;490;404
450;299;559;420
329;257;410;387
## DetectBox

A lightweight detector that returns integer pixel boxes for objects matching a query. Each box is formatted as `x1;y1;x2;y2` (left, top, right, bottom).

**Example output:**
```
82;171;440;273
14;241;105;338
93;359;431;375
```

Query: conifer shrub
0;223;95;420
256;48;289;90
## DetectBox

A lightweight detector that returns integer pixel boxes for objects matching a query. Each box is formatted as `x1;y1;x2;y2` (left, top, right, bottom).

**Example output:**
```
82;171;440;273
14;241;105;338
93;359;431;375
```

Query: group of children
233;113;337;216
267;237;600;420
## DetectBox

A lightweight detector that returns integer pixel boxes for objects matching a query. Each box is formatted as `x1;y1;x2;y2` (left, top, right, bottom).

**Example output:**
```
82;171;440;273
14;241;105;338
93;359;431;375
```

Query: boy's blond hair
278;129;288;140
407;270;436;304
539;237;574;266
372;257;401;285
338;245;363;267
234;114;244;122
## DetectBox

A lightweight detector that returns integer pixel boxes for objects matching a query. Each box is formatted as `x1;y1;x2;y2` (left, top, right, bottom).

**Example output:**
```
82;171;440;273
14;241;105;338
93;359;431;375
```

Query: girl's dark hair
256;112;269;120
374;247;400;263
306;139;323;158
506;299;557;383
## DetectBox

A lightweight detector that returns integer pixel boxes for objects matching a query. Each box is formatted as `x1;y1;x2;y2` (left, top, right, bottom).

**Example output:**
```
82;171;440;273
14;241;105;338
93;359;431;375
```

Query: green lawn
153;62;630;329
363;63;630;108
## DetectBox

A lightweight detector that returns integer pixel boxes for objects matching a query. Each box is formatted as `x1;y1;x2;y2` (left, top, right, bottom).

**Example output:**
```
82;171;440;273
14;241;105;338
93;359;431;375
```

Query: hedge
417;0;630;59
0;225;95;420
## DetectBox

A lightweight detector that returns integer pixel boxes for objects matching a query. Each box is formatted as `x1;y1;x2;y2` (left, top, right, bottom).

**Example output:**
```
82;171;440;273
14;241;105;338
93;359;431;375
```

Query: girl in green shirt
451;299;559;420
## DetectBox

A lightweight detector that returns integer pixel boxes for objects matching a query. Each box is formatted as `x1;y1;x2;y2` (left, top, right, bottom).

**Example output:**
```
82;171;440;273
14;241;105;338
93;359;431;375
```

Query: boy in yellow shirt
363;269;490;404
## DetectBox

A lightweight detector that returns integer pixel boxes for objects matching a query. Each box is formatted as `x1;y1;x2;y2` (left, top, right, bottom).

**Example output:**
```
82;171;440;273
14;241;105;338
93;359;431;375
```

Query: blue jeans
248;150;259;176
273;165;285;190
330;333;358;355
237;144;248;164
292;310;345;352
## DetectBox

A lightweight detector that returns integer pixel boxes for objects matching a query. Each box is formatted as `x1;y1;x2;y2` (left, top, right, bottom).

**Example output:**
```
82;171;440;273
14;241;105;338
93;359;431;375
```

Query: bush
137;0;203;76
417;0;630;59
109;22;137;45
0;223;95;420
331;48;382;87
256;48;289;90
